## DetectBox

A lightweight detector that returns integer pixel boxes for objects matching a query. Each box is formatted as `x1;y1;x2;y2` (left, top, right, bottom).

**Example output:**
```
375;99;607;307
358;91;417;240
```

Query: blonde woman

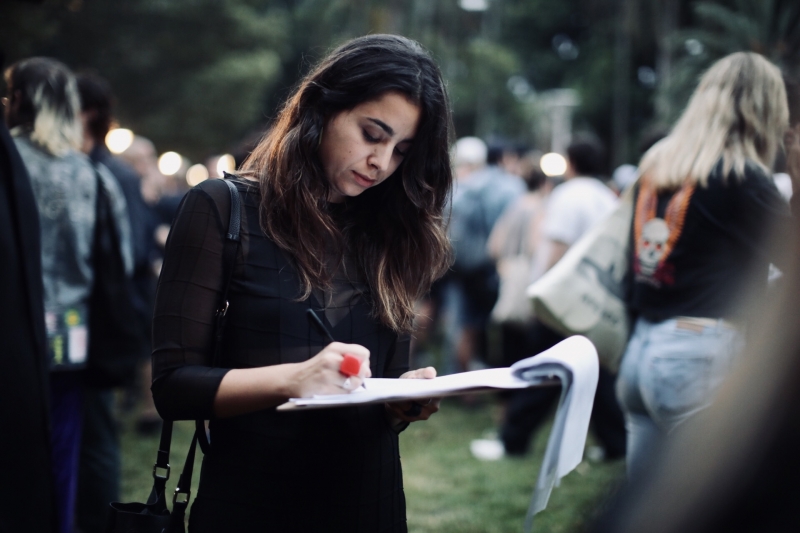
616;52;792;479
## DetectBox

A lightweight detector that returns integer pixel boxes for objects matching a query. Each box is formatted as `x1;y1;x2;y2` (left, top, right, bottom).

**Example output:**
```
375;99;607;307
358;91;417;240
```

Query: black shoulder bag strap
150;177;242;531
195;175;241;454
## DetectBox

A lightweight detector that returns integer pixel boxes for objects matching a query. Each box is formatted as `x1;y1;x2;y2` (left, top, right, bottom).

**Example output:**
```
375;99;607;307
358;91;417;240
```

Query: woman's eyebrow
368;117;394;136
367;117;414;142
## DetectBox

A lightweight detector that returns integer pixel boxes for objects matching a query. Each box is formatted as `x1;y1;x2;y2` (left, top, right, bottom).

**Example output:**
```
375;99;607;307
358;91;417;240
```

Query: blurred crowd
2;47;800;533
1;57;195;533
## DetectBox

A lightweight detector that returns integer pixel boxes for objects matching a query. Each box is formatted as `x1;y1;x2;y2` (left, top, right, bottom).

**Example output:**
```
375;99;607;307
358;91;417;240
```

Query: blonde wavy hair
640;52;788;190
4;57;83;157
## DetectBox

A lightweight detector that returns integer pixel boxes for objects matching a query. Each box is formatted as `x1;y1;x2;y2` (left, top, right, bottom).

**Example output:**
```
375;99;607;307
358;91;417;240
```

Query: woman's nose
369;145;393;172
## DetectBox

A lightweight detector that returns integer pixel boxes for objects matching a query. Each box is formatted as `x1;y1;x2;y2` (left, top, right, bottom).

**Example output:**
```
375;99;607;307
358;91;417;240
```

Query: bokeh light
105;128;134;154
216;154;236;176
158;151;183;176
540;152;568;177
459;0;488;11
186;164;209;187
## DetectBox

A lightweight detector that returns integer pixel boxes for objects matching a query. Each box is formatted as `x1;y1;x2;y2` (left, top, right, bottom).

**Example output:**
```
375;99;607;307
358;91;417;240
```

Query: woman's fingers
320;342;371;378
385;366;440;421
399;366;437;380
386;398;441;421
290;343;371;397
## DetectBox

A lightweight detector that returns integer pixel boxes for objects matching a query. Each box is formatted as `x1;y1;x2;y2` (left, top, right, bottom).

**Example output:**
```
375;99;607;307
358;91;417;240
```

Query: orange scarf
633;177;695;281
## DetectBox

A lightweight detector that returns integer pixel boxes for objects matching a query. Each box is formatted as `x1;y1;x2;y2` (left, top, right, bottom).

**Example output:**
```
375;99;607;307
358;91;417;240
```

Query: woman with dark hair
151;34;453;531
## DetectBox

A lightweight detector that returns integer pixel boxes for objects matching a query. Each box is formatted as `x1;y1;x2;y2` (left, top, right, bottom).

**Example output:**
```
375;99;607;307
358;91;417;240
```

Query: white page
279;367;535;409
511;335;598;478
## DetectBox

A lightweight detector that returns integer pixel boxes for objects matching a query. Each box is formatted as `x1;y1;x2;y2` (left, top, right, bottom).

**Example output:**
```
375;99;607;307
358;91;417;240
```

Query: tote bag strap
196;175;241;454
146;176;242;520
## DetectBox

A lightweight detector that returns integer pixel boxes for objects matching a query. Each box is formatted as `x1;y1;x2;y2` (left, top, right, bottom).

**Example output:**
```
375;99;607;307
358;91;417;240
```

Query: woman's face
319;91;420;203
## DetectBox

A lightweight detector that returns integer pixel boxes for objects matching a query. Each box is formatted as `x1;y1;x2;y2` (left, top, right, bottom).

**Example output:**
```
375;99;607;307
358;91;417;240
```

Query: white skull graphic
638;218;669;276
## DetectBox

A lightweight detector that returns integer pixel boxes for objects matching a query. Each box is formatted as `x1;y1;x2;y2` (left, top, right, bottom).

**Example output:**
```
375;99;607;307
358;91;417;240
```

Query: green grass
401;398;624;533
120;397;624;532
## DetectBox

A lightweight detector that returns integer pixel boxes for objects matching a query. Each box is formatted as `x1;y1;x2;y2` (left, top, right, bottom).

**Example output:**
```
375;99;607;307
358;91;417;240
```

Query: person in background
486;150;551;365
0;52;57;533
444;137;525;375
787;77;800;216
616;52;792;480
472;136;626;461
115;134;170;433
118;135;164;206
590;74;800;533
75;72;154;532
533;136;619;278
408;137;484;371
771;77;800;204
4;57;131;533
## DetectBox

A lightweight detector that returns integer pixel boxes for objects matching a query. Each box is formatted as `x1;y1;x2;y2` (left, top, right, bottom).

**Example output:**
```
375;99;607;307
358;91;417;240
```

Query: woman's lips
352;171;376;188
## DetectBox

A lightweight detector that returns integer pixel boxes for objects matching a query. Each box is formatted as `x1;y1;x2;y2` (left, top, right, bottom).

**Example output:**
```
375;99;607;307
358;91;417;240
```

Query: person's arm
151;182;370;421
213;341;370;417
545;240;570;271
536;186;577;275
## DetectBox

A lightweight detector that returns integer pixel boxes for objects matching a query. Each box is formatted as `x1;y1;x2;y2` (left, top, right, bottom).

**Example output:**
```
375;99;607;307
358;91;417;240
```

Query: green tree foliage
2;0;286;160
663;0;800;123
11;0;787;169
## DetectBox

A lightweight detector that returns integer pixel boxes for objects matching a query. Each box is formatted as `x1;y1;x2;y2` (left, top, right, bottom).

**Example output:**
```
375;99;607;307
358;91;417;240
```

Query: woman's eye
362;129;379;143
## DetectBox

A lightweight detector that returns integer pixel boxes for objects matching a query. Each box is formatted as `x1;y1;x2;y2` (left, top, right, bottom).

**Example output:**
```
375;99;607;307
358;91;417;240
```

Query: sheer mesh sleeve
151;181;232;420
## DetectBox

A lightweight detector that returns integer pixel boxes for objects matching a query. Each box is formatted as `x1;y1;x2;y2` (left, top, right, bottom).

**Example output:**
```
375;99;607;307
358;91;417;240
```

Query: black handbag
105;177;241;533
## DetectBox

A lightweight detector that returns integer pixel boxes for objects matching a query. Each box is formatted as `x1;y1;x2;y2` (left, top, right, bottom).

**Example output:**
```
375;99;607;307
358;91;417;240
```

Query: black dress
152;178;410;532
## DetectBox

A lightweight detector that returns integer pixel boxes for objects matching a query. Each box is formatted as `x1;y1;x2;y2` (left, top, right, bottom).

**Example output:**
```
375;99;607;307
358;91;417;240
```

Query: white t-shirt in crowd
542;177;619;246
773;173;793;202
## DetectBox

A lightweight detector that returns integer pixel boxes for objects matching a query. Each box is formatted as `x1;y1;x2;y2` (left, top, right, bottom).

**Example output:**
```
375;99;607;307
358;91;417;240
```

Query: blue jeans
50;372;84;533
616;316;743;479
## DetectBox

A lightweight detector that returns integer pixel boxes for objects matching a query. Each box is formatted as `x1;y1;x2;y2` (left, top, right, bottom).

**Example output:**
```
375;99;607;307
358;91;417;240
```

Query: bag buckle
173;487;191;505
153;463;170;481
216;301;229;318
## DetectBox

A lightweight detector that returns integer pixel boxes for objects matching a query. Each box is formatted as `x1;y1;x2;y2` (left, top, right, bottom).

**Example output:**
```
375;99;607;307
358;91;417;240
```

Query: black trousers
76;388;121;533
500;321;627;459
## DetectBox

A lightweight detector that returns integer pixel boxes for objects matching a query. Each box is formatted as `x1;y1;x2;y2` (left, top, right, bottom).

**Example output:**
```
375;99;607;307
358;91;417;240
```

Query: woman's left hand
385;367;441;422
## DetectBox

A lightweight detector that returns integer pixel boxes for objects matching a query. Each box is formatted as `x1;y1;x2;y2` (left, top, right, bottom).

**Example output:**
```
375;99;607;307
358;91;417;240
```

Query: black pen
306;309;367;389
306;309;336;344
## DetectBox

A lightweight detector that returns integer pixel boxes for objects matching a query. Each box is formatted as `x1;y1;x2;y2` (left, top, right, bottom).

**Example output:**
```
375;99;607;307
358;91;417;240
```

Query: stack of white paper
278;336;599;530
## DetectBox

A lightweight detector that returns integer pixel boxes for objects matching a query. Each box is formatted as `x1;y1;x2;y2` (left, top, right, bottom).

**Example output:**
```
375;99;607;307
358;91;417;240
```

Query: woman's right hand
212;342;370;417
285;342;371;398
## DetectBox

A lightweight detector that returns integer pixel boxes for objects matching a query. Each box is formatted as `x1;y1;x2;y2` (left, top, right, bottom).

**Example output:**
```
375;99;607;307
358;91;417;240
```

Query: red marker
339;353;361;376
307;309;366;389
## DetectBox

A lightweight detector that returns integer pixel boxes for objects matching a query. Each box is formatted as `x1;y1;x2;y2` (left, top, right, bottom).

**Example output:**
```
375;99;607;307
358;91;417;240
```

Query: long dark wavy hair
240;34;454;333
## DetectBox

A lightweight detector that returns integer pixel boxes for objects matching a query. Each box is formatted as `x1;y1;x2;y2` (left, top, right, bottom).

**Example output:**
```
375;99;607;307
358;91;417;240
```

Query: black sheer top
151;177;410;532
152;178;409;418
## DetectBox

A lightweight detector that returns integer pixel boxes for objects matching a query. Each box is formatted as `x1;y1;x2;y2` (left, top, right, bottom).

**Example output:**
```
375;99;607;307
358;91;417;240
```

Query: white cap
612;164;638;191
453;136;488;166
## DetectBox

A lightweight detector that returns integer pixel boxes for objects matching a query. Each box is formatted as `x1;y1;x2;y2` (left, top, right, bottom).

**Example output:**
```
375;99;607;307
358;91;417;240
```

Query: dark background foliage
2;0;798;171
